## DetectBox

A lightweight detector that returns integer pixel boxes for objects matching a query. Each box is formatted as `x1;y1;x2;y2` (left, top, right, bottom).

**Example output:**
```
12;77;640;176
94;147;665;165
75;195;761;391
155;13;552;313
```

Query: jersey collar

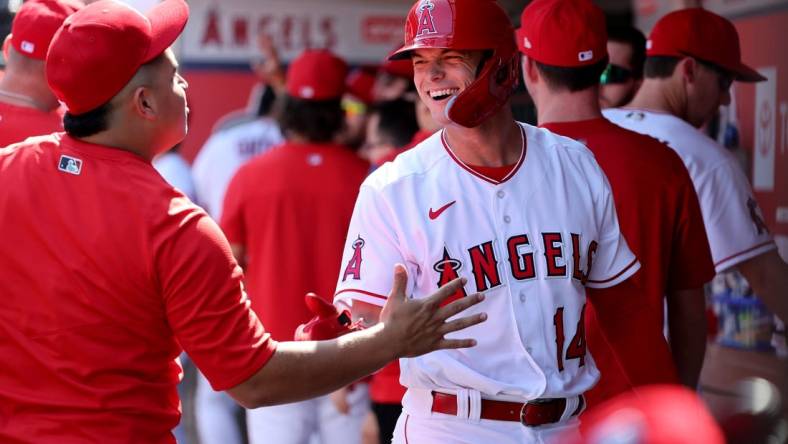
441;123;526;185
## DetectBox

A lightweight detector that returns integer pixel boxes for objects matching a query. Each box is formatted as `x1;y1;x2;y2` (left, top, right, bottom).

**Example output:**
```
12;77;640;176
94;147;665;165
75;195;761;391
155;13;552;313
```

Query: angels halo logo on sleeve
342;235;366;281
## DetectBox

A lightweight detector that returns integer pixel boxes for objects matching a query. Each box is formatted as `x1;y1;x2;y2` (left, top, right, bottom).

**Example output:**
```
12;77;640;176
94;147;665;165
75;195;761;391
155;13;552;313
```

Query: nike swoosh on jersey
429;200;456;220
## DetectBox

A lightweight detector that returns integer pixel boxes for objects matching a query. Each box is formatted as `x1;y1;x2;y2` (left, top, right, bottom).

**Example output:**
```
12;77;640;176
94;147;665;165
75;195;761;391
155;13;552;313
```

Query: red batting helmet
389;0;519;128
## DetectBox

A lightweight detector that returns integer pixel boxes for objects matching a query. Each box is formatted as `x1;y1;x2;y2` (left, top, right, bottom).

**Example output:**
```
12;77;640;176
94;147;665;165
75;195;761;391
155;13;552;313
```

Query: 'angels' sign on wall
180;0;409;65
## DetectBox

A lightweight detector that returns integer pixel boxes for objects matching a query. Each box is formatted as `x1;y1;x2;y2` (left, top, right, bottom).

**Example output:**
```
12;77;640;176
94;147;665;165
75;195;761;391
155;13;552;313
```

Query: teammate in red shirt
0;0;81;147
0;2;485;442
222;49;373;444
222;49;370;345
517;0;714;407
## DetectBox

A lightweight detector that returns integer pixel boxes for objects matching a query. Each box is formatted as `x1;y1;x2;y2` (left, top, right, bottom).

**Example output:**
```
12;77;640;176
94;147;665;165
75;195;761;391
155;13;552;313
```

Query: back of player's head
369;99;419;149
517;0;609;92
607;24;646;80
9;0;82;61
286;49;348;102
277;49;349;143
643;8;764;82
46;0;189;116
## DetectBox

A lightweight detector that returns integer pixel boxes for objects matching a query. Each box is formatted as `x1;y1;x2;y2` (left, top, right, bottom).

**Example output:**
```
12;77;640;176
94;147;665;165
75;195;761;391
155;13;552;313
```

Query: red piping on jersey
586;258;638;284
714;240;775;268
441;125;526;185
334;288;388;301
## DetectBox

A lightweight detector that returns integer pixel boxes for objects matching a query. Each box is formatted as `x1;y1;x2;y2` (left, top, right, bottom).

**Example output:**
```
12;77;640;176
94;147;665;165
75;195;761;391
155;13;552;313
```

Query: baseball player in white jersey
331;1;640;442
190;117;281;444
192;117;282;220
603;8;787;322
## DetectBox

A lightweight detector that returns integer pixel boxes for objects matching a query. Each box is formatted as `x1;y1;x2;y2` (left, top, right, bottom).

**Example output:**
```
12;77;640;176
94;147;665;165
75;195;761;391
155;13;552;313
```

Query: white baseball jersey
604;109;776;272
334;123;639;402
192;117;283;219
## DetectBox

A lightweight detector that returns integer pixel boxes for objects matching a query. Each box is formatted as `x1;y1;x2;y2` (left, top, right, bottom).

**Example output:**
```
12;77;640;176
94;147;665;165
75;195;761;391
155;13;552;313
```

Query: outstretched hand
379;264;486;358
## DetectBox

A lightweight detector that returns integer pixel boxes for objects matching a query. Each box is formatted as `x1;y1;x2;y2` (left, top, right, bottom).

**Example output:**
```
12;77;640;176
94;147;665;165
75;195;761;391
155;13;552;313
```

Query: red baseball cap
647;8;765;82
10;0;83;61
567;385;725;444
286;49;348;101
517;0;607;67
389;0;516;61
46;0;189;115
345;67;376;105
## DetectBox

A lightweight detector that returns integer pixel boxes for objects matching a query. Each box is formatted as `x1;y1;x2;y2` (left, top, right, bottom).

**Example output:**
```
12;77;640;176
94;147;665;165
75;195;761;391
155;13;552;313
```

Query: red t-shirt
542;118;714;407
221;142;370;340
0;101;64;147
0;134;277;443
370;361;406;404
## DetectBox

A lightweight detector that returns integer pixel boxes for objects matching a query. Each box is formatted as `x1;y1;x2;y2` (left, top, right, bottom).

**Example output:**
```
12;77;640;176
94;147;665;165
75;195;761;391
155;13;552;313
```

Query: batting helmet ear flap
446;47;520;128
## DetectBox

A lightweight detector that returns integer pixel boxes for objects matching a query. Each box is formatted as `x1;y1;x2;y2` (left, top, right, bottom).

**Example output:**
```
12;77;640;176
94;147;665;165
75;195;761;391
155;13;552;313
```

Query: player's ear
679;57;697;85
520;55;538;83
132;86;157;121
2;35;10;62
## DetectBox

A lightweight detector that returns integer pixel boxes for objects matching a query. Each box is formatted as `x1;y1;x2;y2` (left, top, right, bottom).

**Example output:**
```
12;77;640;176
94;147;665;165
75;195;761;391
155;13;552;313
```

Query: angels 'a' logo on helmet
416;0;439;36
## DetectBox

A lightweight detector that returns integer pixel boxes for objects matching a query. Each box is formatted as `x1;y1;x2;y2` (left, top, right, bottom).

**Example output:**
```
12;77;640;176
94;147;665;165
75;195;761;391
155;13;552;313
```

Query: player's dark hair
607;25;646;79
534;58;608;92
644;56;681;79
62;55;167;138
255;84;277;117
276;96;344;143
370;99;419;148
63;102;113;138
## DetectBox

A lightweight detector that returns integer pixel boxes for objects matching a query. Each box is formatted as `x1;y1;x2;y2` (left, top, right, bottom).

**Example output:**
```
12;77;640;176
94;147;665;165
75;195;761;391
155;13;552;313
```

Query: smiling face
411;48;484;126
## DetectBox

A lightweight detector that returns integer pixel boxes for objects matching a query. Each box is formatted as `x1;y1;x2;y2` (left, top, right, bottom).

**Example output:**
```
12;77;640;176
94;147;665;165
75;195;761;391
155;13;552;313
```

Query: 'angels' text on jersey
335;123;639;403
343;232;599;300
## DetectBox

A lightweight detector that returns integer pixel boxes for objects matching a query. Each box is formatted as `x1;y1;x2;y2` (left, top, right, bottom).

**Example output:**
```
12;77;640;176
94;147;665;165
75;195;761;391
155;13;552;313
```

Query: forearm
227;269;483;409
737;250;788;322
228;324;395;408
666;288;707;389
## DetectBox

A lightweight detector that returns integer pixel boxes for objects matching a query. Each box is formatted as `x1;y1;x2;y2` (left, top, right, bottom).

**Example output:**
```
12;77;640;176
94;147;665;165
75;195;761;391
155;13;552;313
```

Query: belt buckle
519;398;551;427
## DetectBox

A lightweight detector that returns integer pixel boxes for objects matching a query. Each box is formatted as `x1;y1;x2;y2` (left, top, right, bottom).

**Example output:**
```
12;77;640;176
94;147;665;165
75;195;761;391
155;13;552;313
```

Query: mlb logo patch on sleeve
58;155;83;175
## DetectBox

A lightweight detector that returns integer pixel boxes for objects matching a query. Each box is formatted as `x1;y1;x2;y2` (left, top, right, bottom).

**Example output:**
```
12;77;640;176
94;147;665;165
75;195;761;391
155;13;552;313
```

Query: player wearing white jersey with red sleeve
332;1;640;442
603;8;788;322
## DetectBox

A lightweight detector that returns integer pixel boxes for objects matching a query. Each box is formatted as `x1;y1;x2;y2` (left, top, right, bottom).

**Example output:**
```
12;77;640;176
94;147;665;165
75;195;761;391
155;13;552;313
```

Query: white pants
195;372;244;444
393;388;581;444
392;413;579;444
247;385;370;444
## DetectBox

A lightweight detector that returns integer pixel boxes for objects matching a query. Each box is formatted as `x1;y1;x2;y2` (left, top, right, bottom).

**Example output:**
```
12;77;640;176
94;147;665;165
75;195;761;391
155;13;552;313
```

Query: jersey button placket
497;190;510;223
